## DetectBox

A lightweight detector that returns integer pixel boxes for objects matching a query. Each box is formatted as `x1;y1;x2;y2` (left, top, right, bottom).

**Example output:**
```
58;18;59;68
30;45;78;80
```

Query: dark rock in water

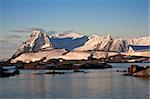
0;65;20;77
125;65;150;77
79;63;112;69
48;60;112;70
127;65;144;74
123;73;133;76
104;54;150;63
34;71;65;75
45;71;65;74
133;66;150;77
73;69;88;73
116;70;126;72
12;59;112;70
34;70;89;75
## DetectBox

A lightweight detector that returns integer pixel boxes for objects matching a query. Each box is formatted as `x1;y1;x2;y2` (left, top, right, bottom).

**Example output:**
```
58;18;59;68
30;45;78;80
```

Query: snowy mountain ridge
75;34;150;52
12;31;150;60
11;31;150;63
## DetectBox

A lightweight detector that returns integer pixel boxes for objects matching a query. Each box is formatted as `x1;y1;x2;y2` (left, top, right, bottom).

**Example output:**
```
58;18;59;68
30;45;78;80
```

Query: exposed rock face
12;31;53;59
127;65;145;74
109;39;127;52
133;66;150;77
126;65;150;77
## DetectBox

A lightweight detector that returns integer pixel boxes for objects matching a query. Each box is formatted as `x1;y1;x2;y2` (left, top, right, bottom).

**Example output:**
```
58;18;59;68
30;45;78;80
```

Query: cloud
4;35;22;39
63;29;76;34
0;39;9;43
23;27;45;32
46;31;57;35
22;27;45;32
11;27;45;33
11;30;30;33
9;35;21;38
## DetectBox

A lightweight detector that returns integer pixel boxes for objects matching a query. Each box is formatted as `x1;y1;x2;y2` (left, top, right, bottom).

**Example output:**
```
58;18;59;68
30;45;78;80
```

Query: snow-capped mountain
11;30;150;62
13;31;150;55
127;36;150;45
74;34;128;52
74;34;150;52
12;31;88;58
12;31;53;58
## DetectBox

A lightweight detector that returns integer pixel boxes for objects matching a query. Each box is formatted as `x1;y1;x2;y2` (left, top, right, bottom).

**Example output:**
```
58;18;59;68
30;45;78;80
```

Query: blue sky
1;0;149;37
0;0;149;59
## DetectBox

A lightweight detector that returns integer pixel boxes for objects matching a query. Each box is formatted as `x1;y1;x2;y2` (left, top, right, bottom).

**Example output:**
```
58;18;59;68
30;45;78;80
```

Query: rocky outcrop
104;54;150;63
0;65;20;77
133;66;150;77
127;65;145;74
125;65;150;77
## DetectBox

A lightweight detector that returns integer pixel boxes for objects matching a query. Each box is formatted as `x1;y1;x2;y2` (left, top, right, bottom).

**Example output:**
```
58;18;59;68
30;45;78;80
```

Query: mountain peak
107;34;111;37
32;30;43;35
90;34;100;39
104;34;112;40
12;31;53;59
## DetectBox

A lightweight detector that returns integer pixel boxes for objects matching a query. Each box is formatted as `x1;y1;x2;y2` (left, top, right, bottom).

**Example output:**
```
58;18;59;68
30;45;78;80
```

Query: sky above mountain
1;0;149;37
0;0;149;59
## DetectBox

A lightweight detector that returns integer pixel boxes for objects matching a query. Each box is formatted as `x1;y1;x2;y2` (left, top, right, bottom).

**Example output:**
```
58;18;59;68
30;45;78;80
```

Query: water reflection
0;63;149;99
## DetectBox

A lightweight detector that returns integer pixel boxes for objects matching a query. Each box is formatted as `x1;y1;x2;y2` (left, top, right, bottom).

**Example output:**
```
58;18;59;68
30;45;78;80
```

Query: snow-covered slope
127;36;150;45
74;34;102;51
51;35;88;50
12;31;53;58
11;49;67;63
58;51;90;60
74;34;128;52
122;51;150;57
75;34;150;52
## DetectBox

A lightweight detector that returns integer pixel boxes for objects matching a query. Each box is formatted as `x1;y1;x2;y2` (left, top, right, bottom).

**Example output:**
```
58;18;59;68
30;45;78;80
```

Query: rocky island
0;30;150;71
124;64;150;77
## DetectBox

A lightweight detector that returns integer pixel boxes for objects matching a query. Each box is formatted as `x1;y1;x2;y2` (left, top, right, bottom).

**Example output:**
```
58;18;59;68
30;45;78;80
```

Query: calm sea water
0;63;149;99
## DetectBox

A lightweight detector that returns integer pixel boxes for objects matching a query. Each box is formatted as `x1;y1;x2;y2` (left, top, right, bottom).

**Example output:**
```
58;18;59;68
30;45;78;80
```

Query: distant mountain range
75;34;150;52
11;30;150;63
